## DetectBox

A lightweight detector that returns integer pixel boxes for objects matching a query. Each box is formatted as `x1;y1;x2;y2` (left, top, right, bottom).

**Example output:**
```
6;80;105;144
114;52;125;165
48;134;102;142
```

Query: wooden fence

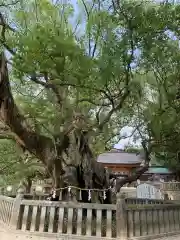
126;204;180;239
0;195;14;225
125;197;174;205
1;190;180;239
18;200;116;238
162;182;180;191
8;193;49;200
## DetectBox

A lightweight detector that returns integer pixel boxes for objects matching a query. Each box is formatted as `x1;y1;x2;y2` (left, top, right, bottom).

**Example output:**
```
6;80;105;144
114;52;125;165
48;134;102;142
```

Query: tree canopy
1;0;180;200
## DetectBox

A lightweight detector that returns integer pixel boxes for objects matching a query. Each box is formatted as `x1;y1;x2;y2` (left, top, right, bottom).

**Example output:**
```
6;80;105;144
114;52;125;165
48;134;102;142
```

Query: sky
114;127;141;149
114;127;133;149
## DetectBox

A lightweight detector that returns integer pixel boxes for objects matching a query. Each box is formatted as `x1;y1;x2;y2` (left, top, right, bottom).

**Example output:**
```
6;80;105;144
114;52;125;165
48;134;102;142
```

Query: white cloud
114;126;141;149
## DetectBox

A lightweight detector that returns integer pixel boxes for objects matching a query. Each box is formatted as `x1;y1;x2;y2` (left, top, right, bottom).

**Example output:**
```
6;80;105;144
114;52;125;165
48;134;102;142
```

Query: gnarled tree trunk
0;52;150;203
0;52;111;200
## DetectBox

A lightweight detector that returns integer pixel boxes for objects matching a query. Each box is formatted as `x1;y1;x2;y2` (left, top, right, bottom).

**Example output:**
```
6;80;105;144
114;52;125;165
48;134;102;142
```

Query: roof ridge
97;151;142;164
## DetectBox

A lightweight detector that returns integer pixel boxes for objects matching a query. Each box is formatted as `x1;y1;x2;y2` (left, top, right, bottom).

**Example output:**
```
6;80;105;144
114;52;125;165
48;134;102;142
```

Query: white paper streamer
52;190;56;199
88;190;91;201
103;190;106;200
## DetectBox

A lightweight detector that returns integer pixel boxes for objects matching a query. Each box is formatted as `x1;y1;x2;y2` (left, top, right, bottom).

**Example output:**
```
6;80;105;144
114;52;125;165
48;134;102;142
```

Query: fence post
0;187;4;195
10;187;24;228
116;192;128;240
32;189;36;200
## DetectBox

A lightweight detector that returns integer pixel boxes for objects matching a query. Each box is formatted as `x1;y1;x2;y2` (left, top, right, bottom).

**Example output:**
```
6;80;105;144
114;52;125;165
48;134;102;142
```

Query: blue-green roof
145;167;172;174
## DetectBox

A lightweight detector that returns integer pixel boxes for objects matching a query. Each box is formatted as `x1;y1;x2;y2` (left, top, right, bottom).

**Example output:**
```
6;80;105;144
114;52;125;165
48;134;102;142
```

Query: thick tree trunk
0;52;108;201
0;52;149;203
0;53;59;174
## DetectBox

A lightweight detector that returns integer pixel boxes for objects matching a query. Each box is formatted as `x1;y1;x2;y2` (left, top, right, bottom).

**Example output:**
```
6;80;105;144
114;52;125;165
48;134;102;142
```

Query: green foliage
2;0;180;180
124;146;142;154
128;1;180;172
4;0;142;142
0;139;46;186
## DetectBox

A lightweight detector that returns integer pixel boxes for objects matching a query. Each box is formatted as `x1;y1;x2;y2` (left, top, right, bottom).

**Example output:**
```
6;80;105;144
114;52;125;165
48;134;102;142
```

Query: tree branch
0;12;16;55
115;163;149;192
95;105;103;125
77;98;111;107
91;0;101;58
97;4;136;131
81;0;93;56
0;12;62;110
0;39;15;55
0;0;20;7
30;74;63;106
105;126;139;146
38;81;114;104
0;52;55;168
98;90;130;131
113;125;152;192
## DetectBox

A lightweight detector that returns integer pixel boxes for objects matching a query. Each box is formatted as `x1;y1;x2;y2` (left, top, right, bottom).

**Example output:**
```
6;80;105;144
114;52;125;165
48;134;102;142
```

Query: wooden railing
8;193;49;200
125;197;173;205
161;182;180;191
17;200;116;238
0;195;14;225
1;191;180;239
32;179;52;185
126;204;180;238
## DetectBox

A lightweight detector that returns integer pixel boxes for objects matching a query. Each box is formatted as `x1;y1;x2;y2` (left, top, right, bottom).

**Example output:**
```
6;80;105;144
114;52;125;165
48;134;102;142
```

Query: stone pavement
157;237;180;240
1;223;180;240
1;231;180;240
0;231;50;240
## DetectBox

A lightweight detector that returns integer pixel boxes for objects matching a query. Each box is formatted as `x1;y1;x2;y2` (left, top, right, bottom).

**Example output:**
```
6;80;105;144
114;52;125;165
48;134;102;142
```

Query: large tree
1;0;180;201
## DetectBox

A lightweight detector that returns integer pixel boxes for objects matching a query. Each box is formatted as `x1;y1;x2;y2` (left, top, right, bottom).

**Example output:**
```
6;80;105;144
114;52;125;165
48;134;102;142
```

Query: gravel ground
1;223;180;240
